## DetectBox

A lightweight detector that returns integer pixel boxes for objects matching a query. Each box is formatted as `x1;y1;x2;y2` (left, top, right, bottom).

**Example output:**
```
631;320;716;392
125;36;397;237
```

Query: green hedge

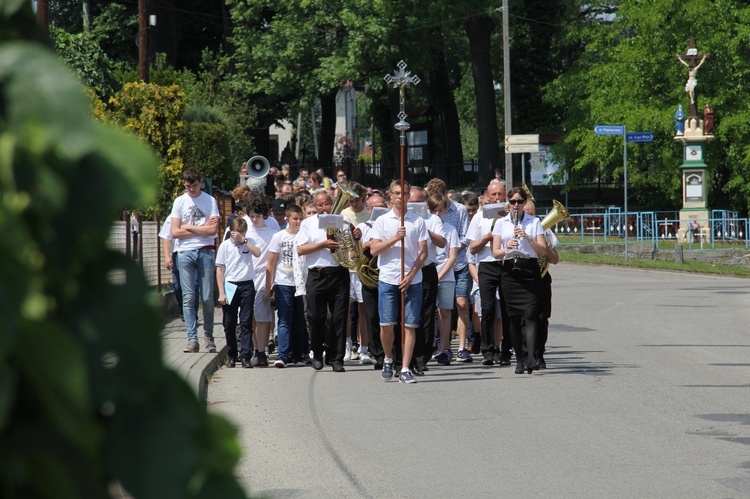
183;121;234;193
0;4;248;498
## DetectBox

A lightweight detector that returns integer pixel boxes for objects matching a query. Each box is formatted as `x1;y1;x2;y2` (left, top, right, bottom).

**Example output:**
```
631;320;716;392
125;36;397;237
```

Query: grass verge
559;251;750;278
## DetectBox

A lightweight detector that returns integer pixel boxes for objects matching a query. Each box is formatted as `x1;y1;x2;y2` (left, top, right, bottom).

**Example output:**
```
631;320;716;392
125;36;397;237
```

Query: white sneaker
343;348;351;362
360;352;373;365
350;346;360;361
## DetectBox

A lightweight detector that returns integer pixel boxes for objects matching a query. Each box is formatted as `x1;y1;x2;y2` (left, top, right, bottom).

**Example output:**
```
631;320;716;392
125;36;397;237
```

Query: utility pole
138;0;149;82
501;0;513;187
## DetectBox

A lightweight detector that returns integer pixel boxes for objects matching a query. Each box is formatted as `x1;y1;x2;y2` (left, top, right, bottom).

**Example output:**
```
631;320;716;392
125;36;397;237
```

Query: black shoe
257;352;268;367
420;361;429;372
312;358;324;370
515;361;525;374
539;357;547;369
411;363;425;376
331;362;345;372
481;356;495;366
374;360;383;370
527;359;541;374
267;340;275;354
240;357;253;369
470;338;481;354
227;357;236;368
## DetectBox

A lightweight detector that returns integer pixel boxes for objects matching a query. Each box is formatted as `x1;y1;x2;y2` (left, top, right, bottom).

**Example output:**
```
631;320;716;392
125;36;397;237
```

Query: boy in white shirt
265;204;306;367
169;168;219;353
370;180;428;384
245;195;279;366
429;193;461;366
216;218;261;368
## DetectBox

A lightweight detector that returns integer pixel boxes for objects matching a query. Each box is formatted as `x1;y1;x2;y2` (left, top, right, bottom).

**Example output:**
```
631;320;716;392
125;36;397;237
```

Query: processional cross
383;61;420;341
676;39;710;119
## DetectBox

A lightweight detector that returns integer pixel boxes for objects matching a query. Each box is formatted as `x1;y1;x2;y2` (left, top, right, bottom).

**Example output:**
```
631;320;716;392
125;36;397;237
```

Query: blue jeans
274;285;306;362
378;281;423;329
177;248;215;341
172;252;198;317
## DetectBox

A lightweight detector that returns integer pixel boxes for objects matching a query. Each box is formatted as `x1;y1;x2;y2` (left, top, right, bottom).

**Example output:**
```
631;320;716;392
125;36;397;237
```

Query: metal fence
543;207;750;250
108;191;234;290
109;204;748;290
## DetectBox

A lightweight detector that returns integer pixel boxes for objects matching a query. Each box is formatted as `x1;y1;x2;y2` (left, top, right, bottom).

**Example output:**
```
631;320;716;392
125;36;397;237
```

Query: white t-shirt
159;218;175;253
371;210;428;286
424;214;445;265
169;191;219;252
492;212;544;259
436;222;460;282
268;229;298;287
265;215;281;231
246;224;278;290
467;206;503;263
215;238;256;282
296;214;340;269
544;229;559;249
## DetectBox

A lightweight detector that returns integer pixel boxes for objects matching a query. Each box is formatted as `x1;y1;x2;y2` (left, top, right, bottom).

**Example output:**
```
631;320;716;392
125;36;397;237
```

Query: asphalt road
207;262;750;498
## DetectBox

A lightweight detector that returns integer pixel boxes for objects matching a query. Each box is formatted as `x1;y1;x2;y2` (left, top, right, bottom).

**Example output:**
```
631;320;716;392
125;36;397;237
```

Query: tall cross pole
676;39;710;120
384;60;420;344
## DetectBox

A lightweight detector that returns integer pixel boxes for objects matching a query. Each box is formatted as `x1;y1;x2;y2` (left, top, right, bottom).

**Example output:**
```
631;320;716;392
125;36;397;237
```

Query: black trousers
537;272;552;358
305;266;350;364
478;260;503;358
415;263;438;366
361;281;383;362
222;280;255;359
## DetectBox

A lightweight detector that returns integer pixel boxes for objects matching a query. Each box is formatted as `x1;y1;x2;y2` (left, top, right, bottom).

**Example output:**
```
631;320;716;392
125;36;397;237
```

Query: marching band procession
163;165;567;384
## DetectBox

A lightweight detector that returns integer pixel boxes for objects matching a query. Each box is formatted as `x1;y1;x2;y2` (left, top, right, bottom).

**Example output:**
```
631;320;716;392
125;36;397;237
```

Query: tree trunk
318;88;337;169
466;14;499;187
427;57;464;181
82;0;91;32
36;0;49;30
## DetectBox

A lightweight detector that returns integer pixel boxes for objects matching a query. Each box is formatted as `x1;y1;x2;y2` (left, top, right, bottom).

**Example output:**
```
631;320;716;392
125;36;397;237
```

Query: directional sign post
626;132;654;143
594;125;625;136
594;124;629;261
505;144;540;153
505;134;539;145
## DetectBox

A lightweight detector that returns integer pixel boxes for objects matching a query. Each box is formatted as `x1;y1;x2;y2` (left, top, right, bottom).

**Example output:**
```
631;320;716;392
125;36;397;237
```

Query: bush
107;81;186;215
0;5;248;498
183;121;234;192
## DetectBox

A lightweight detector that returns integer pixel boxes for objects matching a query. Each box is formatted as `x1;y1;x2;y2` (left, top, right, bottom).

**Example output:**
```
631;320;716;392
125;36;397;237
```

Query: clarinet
511;207;521;272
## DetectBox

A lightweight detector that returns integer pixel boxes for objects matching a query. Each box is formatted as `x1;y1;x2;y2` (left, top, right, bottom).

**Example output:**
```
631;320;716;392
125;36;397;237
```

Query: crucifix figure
676;39;710;119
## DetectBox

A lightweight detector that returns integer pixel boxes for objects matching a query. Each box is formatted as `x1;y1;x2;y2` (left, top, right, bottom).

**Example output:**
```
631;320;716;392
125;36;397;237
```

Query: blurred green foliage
0;3;247;498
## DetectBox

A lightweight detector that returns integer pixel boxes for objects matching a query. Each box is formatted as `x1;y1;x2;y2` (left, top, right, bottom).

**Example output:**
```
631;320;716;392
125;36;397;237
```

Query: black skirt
500;258;540;317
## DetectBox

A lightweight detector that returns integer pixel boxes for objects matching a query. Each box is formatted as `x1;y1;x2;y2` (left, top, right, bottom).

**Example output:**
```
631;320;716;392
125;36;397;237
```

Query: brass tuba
357;245;380;289
539;199;570;278
327;185;364;269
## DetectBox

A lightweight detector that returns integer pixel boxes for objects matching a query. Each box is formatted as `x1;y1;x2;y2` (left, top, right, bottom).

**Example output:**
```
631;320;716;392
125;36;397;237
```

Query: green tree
0;3;247;498
545;0;750;214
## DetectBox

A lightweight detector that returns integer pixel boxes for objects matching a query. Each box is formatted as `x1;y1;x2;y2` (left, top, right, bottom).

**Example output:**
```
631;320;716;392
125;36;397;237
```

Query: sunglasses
509;199;526;205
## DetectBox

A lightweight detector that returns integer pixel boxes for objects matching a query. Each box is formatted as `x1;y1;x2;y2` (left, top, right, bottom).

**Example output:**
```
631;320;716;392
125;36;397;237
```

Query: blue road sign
626;132;654;143
594;125;625;135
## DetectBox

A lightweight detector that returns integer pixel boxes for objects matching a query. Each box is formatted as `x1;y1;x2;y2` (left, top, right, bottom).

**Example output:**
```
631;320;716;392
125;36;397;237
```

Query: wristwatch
243;238;248;244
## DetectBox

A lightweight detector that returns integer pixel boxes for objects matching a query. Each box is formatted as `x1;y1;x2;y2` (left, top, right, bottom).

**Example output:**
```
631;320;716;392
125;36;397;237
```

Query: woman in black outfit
490;187;547;374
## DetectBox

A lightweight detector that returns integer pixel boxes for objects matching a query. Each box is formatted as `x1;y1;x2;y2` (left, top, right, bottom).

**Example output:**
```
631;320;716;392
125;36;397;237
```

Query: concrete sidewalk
162;307;226;401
